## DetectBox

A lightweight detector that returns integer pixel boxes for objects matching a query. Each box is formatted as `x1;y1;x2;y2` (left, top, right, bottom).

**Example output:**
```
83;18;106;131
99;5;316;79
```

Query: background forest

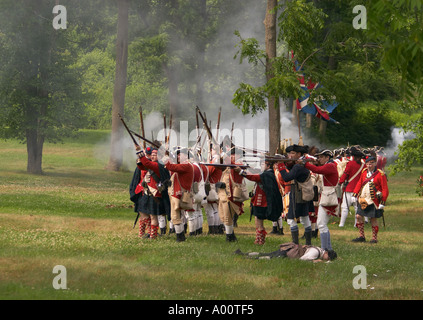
0;0;422;174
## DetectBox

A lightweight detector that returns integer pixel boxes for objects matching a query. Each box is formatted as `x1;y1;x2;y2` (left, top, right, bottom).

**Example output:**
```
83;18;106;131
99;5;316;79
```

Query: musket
381;209;386;228
163;113;167;145
167;113;173;149
233;144;269;155
230;121;234;144
216;107;221;142
129;129;162;149
118;113;140;148
200;163;250;169
196;106;218;146
139;106;146;148
196;109;200;141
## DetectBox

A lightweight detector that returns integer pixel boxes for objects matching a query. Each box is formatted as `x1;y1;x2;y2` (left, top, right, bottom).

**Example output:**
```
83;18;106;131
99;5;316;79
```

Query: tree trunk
26;127;44;175
264;0;279;155
26;0;49;175
107;0;129;171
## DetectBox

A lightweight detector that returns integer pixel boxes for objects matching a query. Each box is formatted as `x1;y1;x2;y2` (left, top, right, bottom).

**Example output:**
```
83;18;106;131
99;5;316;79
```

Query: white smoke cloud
385;127;416;160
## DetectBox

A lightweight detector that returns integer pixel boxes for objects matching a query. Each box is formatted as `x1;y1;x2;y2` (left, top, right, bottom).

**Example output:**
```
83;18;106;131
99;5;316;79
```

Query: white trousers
204;202;219;226
317;205;331;233
287;216;311;229
340;192;358;227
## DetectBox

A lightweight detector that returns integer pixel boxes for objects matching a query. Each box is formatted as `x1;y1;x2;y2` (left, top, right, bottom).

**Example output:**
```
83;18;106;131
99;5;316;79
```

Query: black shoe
369;239;378;244
226;233;237;242
352;236;366;242
176;232;186;242
160;228;166;235
312;229;318;238
270;226;279;234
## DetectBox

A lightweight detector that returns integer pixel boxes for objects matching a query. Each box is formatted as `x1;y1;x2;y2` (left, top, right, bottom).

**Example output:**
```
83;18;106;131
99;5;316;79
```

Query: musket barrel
118;113;139;147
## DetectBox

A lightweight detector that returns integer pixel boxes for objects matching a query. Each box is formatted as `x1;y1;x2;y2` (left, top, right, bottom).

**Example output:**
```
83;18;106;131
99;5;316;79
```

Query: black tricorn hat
285;144;309;154
350;146;364;157
315;149;333;157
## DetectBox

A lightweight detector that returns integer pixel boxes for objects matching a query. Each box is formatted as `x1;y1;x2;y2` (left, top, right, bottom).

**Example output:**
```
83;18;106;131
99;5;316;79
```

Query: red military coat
353;168;389;206
338;159;365;193
165;162;200;199
244;173;267;208
305;160;339;215
137;156;163;197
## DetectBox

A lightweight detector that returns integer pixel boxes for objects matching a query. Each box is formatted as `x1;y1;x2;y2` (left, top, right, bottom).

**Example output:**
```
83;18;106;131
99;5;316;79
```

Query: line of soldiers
130;142;248;243
128;139;389;251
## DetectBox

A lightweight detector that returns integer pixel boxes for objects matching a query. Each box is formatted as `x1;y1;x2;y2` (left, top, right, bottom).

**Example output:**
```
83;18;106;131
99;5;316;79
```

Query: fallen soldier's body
234;242;337;262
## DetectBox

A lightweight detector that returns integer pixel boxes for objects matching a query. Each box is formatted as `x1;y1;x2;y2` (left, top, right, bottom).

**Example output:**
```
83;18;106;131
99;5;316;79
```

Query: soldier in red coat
272;161;289;235
217;147;247;242
236;159;283;245
338;146;365;227
351;156;389;243
303;149;339;251
163;147;198;242
135;146;171;240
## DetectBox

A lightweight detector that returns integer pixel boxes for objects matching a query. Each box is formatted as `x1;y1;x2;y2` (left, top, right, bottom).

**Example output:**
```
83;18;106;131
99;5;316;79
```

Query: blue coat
280;164;314;219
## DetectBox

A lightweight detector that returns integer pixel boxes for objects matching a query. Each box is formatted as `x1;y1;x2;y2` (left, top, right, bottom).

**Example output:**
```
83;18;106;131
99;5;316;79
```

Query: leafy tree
233;0;405;149
0;0;85;174
365;0;423;174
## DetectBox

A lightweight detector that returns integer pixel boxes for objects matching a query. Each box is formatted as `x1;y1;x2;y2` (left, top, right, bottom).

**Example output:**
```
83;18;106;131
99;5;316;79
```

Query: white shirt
299;247;325;261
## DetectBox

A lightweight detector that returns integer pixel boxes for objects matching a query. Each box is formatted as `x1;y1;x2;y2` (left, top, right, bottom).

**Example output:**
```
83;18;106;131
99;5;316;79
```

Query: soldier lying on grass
234;242;337;262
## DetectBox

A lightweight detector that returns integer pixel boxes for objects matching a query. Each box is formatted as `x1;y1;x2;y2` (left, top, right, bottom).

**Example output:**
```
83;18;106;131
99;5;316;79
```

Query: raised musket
118;113;140;148
139;106;146;148
129;130;162;149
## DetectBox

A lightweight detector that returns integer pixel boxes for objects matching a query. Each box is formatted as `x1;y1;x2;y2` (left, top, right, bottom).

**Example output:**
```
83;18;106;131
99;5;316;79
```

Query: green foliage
389;111;423;175
232;83;267;115
278;0;327;61
0;0;86;143
368;0;423;101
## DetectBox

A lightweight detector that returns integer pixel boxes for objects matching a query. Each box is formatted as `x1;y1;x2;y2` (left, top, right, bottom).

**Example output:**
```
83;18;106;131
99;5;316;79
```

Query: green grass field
1;130;422;300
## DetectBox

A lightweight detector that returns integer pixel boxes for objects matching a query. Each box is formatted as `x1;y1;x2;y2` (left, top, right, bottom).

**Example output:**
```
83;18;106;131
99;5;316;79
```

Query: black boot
218;224;224;234
304;230;312;246
270;226;279;234
160;227;166;235
291;230;299;244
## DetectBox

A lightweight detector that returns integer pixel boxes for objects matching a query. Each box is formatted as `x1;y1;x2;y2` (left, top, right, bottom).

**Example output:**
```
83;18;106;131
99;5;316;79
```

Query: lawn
1;130;422;301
